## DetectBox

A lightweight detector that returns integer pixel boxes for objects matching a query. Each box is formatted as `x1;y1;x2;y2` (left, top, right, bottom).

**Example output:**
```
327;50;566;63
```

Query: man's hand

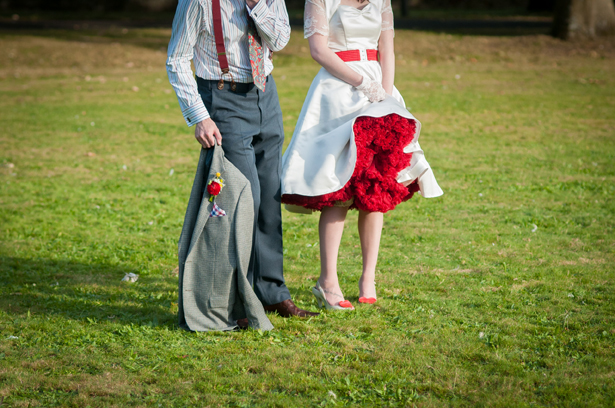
246;0;260;9
195;118;222;148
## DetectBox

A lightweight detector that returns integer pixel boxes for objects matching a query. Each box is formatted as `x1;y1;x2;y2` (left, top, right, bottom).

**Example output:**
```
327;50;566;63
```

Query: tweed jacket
177;146;273;331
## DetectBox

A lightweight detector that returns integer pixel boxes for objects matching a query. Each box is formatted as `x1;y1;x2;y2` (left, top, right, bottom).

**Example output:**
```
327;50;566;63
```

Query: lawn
0;25;614;407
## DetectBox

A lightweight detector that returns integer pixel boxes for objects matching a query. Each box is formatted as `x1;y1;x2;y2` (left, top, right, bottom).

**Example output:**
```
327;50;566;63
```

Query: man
167;0;318;318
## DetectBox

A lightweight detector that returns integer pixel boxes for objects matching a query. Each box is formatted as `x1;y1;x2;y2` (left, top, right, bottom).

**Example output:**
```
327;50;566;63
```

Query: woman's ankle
358;274;377;298
316;279;345;303
317;277;340;289
359;272;376;286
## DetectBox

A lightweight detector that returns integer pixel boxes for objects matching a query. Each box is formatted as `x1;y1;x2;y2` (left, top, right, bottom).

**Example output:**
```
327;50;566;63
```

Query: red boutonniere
207;172;225;202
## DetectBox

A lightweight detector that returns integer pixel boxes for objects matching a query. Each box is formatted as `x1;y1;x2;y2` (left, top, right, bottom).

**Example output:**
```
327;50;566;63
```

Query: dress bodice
328;4;381;52
304;0;394;52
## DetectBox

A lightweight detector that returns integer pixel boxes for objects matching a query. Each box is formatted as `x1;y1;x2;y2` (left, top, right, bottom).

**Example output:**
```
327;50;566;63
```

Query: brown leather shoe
236;318;249;330
263;299;319;318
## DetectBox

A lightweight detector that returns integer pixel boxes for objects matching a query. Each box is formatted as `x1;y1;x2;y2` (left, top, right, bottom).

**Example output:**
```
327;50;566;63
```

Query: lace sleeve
381;0;394;32
304;0;329;39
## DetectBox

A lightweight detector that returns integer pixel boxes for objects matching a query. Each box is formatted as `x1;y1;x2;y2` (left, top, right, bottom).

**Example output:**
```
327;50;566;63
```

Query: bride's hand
356;76;386;103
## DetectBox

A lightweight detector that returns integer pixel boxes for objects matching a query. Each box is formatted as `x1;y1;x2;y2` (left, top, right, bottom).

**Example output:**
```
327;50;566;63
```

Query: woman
280;0;443;310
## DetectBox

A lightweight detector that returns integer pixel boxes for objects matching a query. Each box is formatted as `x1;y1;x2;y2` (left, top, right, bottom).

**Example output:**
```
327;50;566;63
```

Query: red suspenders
212;0;236;91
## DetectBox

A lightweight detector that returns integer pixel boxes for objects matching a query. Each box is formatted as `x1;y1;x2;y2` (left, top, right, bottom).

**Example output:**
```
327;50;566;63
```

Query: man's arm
166;0;221;147
246;0;291;52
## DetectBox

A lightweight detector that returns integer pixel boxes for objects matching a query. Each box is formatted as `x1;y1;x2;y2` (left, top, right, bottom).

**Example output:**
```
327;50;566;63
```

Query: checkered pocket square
209;201;226;218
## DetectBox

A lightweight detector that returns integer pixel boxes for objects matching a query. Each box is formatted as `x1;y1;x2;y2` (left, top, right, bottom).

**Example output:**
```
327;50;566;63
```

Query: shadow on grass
0;19;173;53
0;27;172;54
0;256;178;328
0;12;553;50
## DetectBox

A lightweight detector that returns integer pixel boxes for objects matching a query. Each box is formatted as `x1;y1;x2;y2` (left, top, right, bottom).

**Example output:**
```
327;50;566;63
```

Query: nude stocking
318;206;348;305
358;210;383;299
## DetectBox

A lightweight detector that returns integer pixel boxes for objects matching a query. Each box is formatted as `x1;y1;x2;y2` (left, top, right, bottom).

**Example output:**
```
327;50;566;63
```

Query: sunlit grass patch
0;27;614;406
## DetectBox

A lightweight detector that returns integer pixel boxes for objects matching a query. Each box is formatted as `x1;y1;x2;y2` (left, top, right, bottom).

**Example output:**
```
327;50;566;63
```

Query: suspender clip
218;70;236;92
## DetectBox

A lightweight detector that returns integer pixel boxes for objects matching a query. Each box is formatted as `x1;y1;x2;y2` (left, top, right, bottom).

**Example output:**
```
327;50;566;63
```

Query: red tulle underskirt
282;114;420;213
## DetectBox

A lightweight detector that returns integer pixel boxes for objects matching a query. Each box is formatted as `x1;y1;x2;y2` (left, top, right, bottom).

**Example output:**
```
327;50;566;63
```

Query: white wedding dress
280;0;442;213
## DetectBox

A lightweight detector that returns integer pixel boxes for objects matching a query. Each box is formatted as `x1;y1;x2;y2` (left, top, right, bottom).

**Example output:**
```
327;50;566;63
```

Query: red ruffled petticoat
282;114;421;213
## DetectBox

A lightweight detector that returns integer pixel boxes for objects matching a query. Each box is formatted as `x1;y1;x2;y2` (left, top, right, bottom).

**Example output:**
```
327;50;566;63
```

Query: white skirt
280;61;443;207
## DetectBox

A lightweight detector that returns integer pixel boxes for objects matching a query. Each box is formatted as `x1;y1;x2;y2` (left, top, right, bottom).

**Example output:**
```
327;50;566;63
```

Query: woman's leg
358;210;383;299
318;206;349;305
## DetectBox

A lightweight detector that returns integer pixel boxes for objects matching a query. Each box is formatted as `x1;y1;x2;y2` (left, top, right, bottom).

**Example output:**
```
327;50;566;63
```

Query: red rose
207;181;221;196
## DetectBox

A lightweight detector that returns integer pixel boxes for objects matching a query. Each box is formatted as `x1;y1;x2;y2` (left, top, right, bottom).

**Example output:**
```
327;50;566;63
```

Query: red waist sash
335;49;378;62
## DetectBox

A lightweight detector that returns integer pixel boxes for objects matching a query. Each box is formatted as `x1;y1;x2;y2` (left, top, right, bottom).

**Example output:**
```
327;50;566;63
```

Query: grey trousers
196;75;290;306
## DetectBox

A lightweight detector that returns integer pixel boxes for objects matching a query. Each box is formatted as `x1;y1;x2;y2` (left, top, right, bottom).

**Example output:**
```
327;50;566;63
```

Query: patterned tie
247;18;266;92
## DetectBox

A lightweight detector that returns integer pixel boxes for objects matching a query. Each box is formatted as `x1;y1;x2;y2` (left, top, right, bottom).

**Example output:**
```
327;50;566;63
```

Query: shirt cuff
182;101;210;126
247;0;269;24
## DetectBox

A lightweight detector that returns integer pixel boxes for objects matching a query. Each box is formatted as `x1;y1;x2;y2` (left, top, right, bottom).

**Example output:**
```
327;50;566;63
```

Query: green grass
1;28;614;407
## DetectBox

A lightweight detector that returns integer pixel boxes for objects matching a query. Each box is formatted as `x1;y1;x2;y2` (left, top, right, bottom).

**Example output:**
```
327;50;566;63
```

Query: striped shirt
166;0;291;126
